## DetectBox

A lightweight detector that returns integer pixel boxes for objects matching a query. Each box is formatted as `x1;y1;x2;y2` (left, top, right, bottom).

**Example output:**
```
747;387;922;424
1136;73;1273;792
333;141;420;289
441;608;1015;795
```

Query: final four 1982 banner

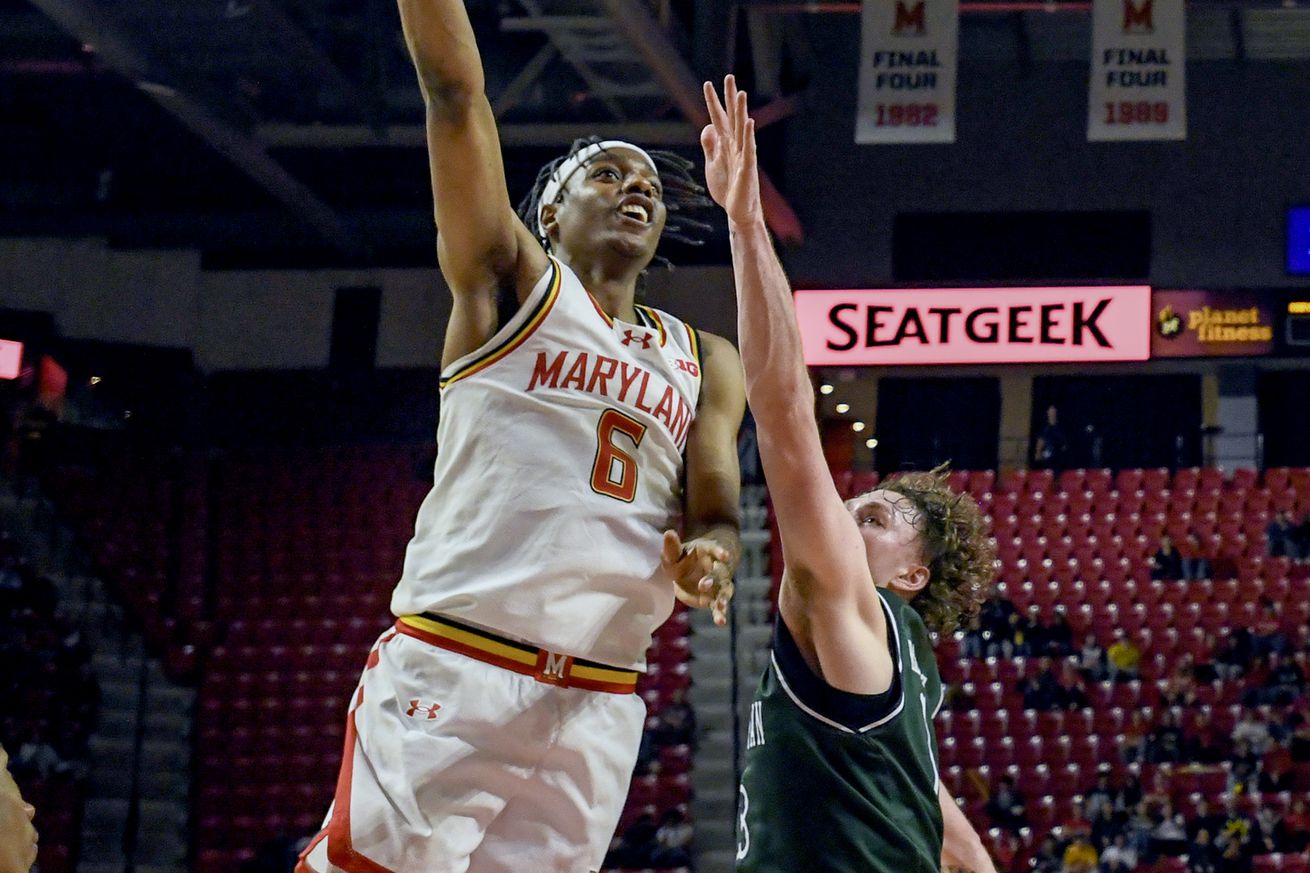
1088;0;1187;141
857;0;959;144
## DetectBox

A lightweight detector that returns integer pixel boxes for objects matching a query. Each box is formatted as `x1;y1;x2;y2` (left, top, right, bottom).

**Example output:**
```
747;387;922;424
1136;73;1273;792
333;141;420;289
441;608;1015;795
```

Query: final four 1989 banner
1088;0;1187;141
857;0;959;144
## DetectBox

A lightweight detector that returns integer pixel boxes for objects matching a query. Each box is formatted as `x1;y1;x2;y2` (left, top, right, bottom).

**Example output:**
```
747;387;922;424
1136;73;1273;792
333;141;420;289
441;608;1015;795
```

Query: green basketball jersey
736;588;944;873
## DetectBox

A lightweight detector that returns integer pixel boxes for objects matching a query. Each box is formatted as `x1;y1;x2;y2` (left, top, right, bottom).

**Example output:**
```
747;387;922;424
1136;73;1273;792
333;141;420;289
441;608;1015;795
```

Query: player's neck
559;253;642;323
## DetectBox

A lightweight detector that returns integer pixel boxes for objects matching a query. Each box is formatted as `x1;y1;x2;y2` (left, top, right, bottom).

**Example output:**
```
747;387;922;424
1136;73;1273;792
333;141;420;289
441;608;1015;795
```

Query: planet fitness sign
794;286;1152;366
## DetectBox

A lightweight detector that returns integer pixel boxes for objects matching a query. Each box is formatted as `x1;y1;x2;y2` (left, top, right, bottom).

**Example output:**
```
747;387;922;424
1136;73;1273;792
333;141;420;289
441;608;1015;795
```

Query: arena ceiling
2;0;1309;266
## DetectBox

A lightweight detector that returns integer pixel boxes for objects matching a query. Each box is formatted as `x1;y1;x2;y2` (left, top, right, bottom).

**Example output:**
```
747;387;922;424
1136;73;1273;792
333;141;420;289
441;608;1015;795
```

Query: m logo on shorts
542;651;568;680
406;699;442;720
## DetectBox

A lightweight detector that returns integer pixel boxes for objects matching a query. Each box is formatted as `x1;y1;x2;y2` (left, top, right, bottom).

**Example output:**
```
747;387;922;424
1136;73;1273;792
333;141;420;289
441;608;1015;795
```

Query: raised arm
701;76;891;691
397;0;549;365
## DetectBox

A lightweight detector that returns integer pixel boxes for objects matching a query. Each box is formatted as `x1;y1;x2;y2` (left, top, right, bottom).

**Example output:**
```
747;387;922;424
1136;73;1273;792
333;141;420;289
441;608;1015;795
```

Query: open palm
701;75;761;227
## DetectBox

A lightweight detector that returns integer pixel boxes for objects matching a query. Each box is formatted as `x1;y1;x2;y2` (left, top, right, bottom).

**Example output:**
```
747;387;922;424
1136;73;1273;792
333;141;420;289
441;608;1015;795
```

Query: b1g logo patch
406;699;442;720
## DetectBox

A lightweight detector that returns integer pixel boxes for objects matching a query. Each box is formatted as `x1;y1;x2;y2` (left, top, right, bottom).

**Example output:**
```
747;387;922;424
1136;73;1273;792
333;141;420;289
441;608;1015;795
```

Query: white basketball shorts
295;620;647;873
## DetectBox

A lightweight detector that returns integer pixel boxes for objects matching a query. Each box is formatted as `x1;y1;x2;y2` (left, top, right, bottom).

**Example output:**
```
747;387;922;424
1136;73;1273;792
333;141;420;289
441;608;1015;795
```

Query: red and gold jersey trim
635;305;668;347
439;258;562;390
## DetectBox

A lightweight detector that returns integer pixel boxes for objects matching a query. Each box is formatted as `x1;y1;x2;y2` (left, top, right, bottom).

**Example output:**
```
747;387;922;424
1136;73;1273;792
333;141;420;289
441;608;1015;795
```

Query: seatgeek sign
794;286;1152;366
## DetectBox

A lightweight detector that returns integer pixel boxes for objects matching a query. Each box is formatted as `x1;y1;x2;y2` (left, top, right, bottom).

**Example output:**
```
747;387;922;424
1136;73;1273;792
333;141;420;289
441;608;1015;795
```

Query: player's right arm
701;76;892;694
397;0;550;368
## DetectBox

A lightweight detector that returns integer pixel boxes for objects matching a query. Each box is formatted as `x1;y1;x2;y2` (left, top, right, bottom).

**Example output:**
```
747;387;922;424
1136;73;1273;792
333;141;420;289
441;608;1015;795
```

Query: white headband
536;140;658;238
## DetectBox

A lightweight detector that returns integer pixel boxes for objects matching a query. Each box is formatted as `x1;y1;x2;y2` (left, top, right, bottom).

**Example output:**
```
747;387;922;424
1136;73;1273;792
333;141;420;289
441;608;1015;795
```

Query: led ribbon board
794;286;1152;366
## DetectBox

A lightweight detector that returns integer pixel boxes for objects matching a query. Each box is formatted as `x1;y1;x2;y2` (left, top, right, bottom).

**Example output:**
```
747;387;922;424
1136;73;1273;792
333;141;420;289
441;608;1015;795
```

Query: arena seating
770;466;1310;873
46;445;697;872
0;533;93;873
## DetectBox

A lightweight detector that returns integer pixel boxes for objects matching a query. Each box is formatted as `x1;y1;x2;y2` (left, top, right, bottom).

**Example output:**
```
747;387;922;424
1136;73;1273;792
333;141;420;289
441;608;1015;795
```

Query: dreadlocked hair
878;463;997;637
515;137;714;271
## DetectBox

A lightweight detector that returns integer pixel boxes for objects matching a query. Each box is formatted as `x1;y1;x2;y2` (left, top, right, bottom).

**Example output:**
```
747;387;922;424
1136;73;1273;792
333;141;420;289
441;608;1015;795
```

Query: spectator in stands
972;595;1018;659
1062;826;1098;873
1034;404;1070;471
985;774;1028;835
1290;713;1310;761
1114;773;1139;812
1277;797;1309;852
1255;652;1305;706
1106;631;1141;682
1251;599;1288;657
1098;833;1135;873
1231;709;1272;754
11;727;69;780
1056;660;1090;710
1215;837;1250;873
1228;738;1260;793
649;686;697;750
604;812;658;869
1184;710;1225;764
1189;801;1225;844
1161;655;1199;708
1265;511;1296;559
650;807;694;868
1149;535;1183;581
1186;829;1219;873
1084;770;1116;822
1119;711;1150;763
1257;742;1295;792
1216;794;1257;855
0;743;38;873
1180;533;1212;580
1032;836;1063;873
1020;658;1063;711
1145;709;1186;764
1150;801;1189;858
1078;633;1108;682
1293;511;1310;561
1091;800;1127;849
1043;607;1075;658
1214;631;1253;680
1254;806;1283;856
1124;801;1155;859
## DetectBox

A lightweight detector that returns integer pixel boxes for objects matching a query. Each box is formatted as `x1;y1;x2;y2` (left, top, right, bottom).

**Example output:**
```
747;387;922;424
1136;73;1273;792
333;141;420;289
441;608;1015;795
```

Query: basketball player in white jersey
295;1;745;871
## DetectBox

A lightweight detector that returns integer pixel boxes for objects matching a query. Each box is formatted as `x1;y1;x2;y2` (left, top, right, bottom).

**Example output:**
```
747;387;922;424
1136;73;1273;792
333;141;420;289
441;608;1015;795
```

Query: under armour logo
621;330;652;349
406;699;442;720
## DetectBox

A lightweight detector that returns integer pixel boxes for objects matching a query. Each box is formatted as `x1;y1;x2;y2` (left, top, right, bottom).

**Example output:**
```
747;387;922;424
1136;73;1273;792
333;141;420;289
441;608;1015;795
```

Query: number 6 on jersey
591;408;647;502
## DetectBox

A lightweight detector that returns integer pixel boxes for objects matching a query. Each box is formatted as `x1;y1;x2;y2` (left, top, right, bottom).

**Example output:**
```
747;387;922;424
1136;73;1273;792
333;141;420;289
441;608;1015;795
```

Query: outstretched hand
701;75;762;227
662;530;735;626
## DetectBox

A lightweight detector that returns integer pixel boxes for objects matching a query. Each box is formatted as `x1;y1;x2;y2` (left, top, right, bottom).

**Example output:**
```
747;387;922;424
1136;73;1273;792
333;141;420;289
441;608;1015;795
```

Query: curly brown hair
877;466;997;636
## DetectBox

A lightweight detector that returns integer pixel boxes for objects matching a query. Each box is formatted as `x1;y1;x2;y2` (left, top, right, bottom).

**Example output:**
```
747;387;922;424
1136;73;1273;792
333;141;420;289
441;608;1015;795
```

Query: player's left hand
661;530;734;626
701;74;762;228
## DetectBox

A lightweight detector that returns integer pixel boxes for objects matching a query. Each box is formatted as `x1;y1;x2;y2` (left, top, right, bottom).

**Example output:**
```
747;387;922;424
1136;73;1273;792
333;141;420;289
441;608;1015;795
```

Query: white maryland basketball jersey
391;256;704;670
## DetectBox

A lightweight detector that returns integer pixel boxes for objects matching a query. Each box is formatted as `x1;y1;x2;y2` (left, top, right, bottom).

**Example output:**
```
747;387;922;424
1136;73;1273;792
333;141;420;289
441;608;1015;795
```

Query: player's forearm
397;0;485;101
685;520;742;574
728;216;816;440
939;784;994;873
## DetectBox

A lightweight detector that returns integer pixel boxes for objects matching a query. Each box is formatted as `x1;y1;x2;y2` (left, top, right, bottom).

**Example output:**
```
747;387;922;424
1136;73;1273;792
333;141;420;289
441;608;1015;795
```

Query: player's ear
540;202;560;241
896;564;930;594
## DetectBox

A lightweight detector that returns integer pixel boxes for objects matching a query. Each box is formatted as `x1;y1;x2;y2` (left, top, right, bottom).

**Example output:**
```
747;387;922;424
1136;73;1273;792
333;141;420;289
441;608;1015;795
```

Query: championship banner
794;286;1152;366
856;0;959;144
1088;0;1186;141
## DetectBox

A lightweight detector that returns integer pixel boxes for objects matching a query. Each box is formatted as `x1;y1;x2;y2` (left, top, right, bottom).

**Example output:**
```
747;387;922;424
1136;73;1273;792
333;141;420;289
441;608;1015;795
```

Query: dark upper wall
779;19;1310;289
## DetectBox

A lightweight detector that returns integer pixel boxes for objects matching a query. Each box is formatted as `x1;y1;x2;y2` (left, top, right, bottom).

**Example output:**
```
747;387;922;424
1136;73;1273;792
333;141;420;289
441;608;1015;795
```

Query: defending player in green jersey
698;76;999;873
